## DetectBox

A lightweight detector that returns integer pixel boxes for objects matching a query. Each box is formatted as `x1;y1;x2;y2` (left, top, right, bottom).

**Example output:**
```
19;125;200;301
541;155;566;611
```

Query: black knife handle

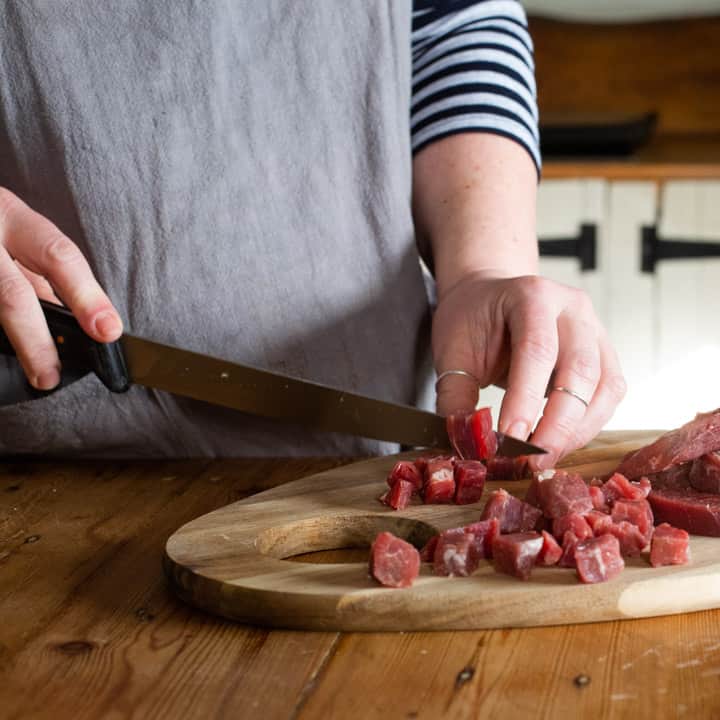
0;299;130;393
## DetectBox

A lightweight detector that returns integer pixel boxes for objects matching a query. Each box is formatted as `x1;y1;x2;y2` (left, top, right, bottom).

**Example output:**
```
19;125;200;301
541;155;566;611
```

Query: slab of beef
446;408;497;461
492;532;543;580
650;523;691;567
369;532;421;588
480;488;543;533
689;452;720;494
646;462;692;490
424;457;455;504
535;470;593;519
552;513;593;542
574;534;625;584
537;530;563;566
454;460;487;505
647;488;720;537
386;461;423;491
381;478;414;510
433;528;479;577
486;456;527;482
611;498;654;544
616;408;720;479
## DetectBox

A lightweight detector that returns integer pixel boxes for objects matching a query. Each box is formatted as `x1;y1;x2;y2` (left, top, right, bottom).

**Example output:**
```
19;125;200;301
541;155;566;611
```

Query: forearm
412;132;539;299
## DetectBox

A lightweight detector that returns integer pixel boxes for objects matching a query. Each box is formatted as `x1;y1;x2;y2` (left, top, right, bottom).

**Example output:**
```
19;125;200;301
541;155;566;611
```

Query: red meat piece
464;518;500;560
552;513;593;542
611;498;654;543
616;408;720;479
433;529;478;576
454;460;487;505
413;456;430;475
386;461;423;491
446;408;497;460
525;469;556;508
537;530;563;566
480;488;543;533
369;532;420;588
383;479;414;510
419;535;438;562
486;455;528;482
646;462;692;490
492;532;543;580
424;457;455;504
601;472;651;505
574;534;625;584
689;452;720;494
585;510;613;536
536;470;593;519
648;488;720;537
472;408;498;460
558;530;580;568
650;523;691;567
605;521;647;556
589;485;610;513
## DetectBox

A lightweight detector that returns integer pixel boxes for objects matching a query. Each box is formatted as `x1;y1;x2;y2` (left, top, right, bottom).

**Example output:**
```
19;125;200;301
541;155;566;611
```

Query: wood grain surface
2;440;720;719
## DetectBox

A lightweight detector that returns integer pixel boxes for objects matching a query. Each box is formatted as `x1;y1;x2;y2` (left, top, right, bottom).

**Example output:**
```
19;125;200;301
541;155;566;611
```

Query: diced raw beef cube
650;523;691;567
480;488;542;533
537;530;563;566
601;472;651;505
433;529;477;576
552;513;593;542
369;532;420;588
463;518;500;560
689;452;720;494
574;534;625;584
616;408;720;479
446;408;497;460
486;456;527;482
605;521;647;556
611;498;654;543
413;456;430;475
492;532;543;580
536;470;593;519
386;461;423;491
384;479;414;510
589;485;610;513
585;510;613;536
648;487;720;536
525;468;556;507
419;534;438;562
558;531;580;568
454;460;487;505
424;458;455;504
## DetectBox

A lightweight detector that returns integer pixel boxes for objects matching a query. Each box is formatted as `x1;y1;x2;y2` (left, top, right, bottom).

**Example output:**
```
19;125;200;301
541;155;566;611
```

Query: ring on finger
435;369;480;392
551;385;590;408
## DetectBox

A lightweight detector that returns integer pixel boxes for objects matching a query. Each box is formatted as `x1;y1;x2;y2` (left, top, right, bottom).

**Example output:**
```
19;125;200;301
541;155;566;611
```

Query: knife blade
0;300;546;456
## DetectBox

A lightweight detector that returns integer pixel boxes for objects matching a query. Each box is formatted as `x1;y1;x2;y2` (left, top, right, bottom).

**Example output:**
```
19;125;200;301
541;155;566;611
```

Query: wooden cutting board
164;432;720;631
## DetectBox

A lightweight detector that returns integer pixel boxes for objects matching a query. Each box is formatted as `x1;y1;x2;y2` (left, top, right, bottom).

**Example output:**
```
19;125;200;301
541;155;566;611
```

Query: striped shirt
411;0;541;173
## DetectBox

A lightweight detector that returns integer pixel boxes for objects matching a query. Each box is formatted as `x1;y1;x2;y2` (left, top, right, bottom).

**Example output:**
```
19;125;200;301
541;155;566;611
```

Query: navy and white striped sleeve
411;0;541;174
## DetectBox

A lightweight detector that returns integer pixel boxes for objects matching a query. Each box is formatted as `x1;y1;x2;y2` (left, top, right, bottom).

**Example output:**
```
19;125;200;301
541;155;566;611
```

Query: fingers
0;246;60;389
527;310;601;470
0;189;122;342
498;300;559;443
435;370;480;416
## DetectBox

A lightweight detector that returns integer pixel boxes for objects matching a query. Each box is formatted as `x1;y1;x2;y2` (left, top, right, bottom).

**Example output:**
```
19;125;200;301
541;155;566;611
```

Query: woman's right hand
0;187;123;390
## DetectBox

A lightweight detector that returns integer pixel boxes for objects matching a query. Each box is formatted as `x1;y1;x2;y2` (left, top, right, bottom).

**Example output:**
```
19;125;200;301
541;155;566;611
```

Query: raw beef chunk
486;456;527;482
446;408;498;460
558;531;580;568
536;470;593;519
585;510;613;536
369;532;420;588
454;460;487;505
463;518;500;559
650;523;691;567
492;532;543;580
419;535;438;562
383;479;414;510
689;452;720;494
589;485;610;513
601;473;651;504
433;529;478;577
480;488;542;533
424;457;455;504
552;513;593;542
611;498;654;543
605;521;647;556
525;469;555;508
386;461;423;491
616;408;720;479
646;462;692;490
537;530;563;566
647;488;720;537
574;534;625;584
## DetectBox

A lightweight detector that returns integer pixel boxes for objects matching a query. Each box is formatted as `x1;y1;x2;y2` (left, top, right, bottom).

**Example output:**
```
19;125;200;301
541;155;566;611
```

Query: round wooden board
164;433;720;631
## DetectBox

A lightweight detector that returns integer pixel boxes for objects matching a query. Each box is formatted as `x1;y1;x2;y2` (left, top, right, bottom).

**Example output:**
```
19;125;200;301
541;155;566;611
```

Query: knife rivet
220;372;229;381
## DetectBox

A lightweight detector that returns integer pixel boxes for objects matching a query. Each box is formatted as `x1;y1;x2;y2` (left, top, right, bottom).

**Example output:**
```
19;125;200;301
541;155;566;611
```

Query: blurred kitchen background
483;1;720;429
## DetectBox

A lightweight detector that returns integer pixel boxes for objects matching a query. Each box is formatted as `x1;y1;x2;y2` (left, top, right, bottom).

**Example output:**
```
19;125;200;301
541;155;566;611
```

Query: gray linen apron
0;0;432;456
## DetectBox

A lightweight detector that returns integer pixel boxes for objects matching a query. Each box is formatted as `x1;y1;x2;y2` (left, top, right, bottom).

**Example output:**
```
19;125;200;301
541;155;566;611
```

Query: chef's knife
0;300;546;456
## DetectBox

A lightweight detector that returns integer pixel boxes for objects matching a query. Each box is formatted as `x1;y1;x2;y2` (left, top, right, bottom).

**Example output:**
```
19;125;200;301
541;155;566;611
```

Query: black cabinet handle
641;225;720;274
538;223;596;272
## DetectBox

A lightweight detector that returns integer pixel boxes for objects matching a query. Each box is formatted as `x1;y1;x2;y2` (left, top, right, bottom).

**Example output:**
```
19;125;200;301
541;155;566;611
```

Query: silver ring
552;385;590;408
435;369;481;391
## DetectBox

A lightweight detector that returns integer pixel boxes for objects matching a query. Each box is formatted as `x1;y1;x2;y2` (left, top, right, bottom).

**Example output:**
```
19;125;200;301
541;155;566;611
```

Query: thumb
435;369;481;417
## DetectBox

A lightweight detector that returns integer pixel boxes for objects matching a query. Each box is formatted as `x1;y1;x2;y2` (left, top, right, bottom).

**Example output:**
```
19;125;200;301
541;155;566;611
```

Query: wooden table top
2;446;720;719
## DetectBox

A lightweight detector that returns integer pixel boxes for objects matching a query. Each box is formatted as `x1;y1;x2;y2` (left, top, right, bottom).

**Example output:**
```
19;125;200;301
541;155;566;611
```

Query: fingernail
534;452;557;471
94;311;122;340
507;421;529;440
36;367;61;390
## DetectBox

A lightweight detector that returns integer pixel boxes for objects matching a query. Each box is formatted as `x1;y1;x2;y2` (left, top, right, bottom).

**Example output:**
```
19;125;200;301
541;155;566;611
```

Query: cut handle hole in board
256;514;438;564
